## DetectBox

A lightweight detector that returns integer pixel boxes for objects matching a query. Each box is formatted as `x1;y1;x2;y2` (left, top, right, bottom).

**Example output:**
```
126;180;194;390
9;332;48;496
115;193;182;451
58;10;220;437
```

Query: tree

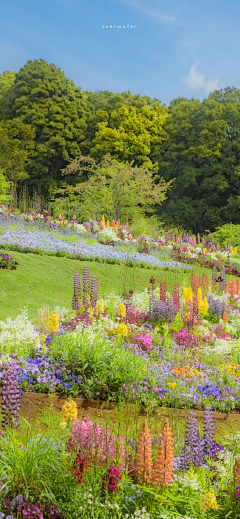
0;71;16;106
0;169;10;204
53;153;172;221
157;89;240;233
0;119;34;186
82;91;169;172
0;60;91;197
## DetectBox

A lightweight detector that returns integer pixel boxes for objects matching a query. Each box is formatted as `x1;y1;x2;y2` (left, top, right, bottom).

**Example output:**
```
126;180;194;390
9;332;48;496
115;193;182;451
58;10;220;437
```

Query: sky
0;0;240;106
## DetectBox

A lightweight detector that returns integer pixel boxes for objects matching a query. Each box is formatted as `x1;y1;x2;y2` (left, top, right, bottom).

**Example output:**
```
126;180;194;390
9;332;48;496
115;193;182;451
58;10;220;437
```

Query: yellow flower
87;306;94;316
117;303;126;318
58;351;62;354
200;490;218;511
168;382;177;388
60;421;67;428
61;399;77;421
39;332;47;343
96;300;104;315
102;214;105;227
48;312;59;333
117;322;128;337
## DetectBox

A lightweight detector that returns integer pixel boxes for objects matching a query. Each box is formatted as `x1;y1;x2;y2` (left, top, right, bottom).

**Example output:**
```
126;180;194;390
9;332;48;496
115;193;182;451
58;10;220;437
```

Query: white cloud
182;64;220;93
113;0;175;23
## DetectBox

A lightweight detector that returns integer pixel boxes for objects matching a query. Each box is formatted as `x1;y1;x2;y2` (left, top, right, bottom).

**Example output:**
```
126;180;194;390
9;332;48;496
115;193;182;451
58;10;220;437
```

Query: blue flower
64;383;71;389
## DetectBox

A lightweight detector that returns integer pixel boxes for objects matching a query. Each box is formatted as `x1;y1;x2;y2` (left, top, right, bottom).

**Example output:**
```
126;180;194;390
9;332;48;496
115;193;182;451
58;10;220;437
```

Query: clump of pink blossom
131;333;152;351
172;327;199;348
67;416;125;470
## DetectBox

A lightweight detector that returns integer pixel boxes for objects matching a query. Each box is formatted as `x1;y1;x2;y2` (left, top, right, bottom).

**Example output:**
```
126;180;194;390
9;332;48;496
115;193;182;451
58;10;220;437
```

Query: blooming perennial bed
1;211;240;516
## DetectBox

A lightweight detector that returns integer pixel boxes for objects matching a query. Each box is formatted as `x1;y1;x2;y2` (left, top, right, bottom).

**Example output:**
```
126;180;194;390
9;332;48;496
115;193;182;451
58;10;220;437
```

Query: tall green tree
157;89;240;233
0;60;90;197
0;119;34;186
82;91;169;172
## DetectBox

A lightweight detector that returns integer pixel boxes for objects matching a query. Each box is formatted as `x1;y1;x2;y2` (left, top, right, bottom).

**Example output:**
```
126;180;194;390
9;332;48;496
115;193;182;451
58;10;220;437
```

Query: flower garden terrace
1;267;240;413
1;267;240;517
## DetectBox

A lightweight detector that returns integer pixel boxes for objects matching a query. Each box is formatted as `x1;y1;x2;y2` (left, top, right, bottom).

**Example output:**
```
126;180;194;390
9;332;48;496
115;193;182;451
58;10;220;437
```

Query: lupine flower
136;420;153;485
180;412;204;470
203;405;217;457
117;303;126;318
154;419;173;487
83;266;90;303
118;322;129;338
1;357;23;428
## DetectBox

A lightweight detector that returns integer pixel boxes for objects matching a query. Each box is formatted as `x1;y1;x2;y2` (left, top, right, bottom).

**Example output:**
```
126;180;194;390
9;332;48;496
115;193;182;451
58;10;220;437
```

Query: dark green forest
1;59;240;233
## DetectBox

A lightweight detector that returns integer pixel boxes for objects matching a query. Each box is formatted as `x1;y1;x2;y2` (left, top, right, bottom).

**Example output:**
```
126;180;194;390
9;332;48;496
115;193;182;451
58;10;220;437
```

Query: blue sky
0;0;240;105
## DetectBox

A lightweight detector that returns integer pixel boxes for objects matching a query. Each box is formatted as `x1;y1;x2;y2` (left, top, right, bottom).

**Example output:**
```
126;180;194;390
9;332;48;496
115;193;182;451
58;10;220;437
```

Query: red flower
149;277;155;284
71;455;90;483
101;466;122;493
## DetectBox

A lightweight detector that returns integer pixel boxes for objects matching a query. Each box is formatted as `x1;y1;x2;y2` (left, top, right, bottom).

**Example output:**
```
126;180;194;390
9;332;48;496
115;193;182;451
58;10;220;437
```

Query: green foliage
56;153;172;221
50;329;147;390
157;89;240;233
0;169;10;204
208;223;240;248
0;59;91;197
0;429;70;502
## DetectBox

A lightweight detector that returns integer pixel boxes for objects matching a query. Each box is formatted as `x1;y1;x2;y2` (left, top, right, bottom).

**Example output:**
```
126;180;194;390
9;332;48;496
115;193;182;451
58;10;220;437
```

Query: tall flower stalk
136;420;152;485
154;419;173;487
1;356;22;428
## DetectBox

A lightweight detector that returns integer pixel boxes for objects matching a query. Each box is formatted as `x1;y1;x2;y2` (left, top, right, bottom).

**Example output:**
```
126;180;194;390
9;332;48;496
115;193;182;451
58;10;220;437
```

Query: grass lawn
0;249;235;320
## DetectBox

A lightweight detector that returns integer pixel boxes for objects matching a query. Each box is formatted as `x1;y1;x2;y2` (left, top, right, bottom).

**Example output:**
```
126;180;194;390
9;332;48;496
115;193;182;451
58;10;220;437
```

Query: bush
209;223;240;248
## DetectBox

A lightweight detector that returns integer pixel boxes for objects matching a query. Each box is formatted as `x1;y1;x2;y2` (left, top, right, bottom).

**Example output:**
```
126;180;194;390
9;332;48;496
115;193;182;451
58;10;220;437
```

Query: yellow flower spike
197;287;203;307
48;312;59;333
61;398;77;422
201;297;208;314
117;322;129;338
117;303;126;318
107;220;109;228
102;215;105;227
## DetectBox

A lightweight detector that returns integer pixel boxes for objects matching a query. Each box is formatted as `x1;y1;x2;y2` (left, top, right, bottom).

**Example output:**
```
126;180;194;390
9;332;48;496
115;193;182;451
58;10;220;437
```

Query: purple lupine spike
212;265;217;284
72;295;78;310
185;412;204;467
1;356;23;428
74;273;81;298
152;300;160;321
206;294;214;313
90;275;98;308
159;301;166;319
83;266;90;304
179;441;191;471
203;405;217;458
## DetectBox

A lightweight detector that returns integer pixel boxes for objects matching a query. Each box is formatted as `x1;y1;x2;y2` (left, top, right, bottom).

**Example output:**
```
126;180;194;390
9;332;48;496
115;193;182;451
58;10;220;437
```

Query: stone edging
20;392;240;421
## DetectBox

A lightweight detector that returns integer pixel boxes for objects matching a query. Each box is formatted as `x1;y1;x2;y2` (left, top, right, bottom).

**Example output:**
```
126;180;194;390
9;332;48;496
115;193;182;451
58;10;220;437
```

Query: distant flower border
0;243;191;274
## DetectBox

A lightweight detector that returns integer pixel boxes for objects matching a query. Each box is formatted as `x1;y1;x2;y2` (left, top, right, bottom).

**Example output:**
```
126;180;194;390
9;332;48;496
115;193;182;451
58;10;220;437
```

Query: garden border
19;392;240;421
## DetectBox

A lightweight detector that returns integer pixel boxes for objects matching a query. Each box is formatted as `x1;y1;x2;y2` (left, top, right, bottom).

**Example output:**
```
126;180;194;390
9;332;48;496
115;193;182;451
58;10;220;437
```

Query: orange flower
136;420;152;485
154;419;174;487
